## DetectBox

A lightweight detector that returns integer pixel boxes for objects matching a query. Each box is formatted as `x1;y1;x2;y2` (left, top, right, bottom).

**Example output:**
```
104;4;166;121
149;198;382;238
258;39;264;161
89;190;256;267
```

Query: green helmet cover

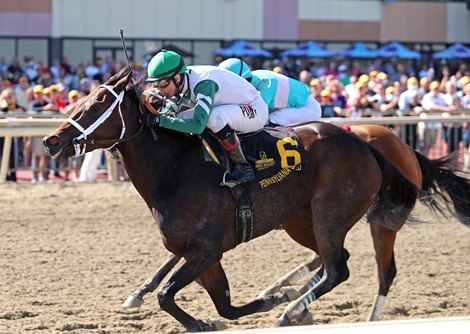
147;50;187;82
218;58;252;80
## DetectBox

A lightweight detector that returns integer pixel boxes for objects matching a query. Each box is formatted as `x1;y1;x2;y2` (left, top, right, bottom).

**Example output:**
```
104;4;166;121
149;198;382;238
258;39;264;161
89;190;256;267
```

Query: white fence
1;114;470;183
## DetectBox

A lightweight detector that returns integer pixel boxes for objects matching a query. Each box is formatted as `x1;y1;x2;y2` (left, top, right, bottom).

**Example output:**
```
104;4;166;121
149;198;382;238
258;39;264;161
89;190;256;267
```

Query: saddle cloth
202;126;307;191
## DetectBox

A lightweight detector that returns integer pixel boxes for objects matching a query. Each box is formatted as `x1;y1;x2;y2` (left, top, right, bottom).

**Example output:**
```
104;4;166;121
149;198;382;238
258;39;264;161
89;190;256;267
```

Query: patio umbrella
432;43;470;59
280;41;334;58
377;42;421;59
214;40;272;58
336;42;378;58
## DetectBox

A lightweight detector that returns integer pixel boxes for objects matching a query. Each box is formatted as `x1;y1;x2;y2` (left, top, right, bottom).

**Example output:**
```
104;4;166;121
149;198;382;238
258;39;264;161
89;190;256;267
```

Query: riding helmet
146;50;187;82
218;58;252;80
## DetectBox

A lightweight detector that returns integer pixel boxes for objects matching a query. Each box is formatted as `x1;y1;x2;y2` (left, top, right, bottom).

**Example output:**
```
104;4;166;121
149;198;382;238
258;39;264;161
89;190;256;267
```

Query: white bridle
66;84;126;157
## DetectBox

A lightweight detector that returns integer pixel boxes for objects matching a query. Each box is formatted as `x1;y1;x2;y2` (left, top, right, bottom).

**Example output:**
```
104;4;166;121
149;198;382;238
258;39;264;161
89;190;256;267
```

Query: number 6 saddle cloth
202;126;307;191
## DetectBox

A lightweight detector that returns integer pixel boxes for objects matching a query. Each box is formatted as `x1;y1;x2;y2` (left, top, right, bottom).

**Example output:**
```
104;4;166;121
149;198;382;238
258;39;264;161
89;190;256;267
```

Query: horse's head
43;68;139;162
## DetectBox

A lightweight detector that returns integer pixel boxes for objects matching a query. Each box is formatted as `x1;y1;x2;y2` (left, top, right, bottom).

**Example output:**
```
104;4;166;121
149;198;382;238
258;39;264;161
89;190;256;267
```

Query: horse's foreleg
123;253;181;308
157;249;224;332
198;260;292;321
257;255;322;299
367;223;398;321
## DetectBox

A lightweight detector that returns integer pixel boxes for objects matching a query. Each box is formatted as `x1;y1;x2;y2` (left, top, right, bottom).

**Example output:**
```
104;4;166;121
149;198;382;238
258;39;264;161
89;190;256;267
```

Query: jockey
218;58;321;126
142;50;269;188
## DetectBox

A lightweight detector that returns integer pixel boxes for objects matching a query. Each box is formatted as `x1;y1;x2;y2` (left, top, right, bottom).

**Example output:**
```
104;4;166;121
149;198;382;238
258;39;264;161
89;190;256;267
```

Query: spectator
309;79;322;102
442;81;463;154
26;85;51;182
298;70;312;85
14;75;30;110
419;77;430;98
337;64;350;85
329;80;346;115
0;88;25;181
420;81;455;156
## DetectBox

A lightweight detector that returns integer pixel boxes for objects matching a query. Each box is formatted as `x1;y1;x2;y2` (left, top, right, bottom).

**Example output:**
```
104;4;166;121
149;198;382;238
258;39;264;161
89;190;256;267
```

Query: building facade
0;0;469;66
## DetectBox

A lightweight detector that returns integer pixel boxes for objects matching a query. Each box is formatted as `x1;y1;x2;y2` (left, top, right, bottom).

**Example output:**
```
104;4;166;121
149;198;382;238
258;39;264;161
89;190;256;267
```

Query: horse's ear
115;70;133;92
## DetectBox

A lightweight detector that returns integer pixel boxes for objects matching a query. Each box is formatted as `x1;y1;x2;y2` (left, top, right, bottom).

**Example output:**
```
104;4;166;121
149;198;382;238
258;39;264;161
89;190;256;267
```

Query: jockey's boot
217;126;254;188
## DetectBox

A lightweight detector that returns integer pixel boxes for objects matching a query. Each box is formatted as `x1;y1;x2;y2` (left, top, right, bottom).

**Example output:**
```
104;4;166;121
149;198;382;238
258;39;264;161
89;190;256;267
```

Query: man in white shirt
420;81;455;155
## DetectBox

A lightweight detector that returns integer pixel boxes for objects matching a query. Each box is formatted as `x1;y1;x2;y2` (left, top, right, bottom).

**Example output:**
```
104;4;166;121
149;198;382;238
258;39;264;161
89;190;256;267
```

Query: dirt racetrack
0;182;469;333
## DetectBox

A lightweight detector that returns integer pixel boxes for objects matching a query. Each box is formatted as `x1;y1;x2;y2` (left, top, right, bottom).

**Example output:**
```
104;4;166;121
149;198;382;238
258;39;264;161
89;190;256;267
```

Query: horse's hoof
276;314;291;327
122;294;144;308
296;309;314;326
208;319;228;331
280;287;301;302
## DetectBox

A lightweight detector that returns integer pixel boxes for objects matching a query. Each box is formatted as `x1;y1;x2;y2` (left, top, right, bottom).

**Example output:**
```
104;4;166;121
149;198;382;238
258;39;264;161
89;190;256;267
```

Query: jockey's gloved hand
140;113;160;127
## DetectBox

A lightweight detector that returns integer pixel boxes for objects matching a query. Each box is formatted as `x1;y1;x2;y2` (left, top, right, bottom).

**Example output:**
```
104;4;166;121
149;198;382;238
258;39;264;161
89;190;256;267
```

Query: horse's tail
366;144;420;230
414;151;470;226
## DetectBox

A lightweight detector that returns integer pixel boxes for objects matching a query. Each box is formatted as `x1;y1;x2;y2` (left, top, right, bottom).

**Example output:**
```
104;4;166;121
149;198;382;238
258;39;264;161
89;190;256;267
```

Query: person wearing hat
142;50;268;187
218;58;321;126
420;81;455;155
398;77;422;112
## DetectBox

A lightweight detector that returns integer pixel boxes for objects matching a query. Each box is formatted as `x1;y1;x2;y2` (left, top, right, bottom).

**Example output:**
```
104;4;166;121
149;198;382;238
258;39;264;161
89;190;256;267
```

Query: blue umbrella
214;40;272;58
336;42;378;58
377;42;421;59
280;41;334;58
432;43;470;59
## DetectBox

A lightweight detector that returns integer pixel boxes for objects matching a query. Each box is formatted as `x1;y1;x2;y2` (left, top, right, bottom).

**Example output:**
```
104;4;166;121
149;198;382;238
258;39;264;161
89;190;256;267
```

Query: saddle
200;126;307;247
202;126;307;191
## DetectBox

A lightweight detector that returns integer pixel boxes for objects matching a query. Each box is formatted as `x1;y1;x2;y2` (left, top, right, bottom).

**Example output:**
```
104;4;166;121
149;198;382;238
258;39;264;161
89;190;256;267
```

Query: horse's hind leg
367;223;399;321
122;253;181;308
276;184;375;326
257;255;322;299
257;214;323;300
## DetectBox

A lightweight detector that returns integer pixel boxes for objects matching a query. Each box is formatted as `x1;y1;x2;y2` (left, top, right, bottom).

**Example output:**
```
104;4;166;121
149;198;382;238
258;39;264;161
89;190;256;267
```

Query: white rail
1;115;470;183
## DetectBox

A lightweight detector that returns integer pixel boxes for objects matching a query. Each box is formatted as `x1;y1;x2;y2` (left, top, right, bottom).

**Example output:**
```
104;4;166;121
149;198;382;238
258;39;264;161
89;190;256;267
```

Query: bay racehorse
121;123;470;325
43;67;420;332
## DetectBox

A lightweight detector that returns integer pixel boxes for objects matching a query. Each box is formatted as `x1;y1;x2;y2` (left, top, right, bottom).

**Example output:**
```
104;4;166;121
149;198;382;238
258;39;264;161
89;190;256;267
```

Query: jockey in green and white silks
218;58;321;126
143;50;269;188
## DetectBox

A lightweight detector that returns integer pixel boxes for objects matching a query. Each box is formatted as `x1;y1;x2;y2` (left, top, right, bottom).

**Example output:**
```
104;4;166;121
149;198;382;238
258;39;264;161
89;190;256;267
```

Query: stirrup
220;166;255;188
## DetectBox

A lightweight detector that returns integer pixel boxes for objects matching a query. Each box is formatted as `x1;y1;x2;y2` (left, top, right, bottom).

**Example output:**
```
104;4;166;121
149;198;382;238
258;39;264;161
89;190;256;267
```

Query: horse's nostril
46;135;60;147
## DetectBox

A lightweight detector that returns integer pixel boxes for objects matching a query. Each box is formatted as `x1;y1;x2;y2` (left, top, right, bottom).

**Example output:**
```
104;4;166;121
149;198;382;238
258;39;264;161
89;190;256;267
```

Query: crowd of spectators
0;54;469;182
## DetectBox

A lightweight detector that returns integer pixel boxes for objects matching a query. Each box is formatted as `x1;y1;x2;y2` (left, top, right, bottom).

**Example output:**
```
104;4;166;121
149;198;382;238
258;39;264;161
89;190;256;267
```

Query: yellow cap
377;72;388;80
33;85;44;93
358;74;369;83
369;70;378;78
68;90;80;99
273;66;283;73
385;86;395;95
407;77;418;85
420;77;429;86
355;81;365;89
460;76;469;87
42;87;51;95
321;89;331;97
429;81;440;90
309;79;320;87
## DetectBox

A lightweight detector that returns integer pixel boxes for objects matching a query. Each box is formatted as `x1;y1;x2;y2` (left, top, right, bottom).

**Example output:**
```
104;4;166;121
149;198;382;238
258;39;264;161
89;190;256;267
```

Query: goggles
152;77;173;89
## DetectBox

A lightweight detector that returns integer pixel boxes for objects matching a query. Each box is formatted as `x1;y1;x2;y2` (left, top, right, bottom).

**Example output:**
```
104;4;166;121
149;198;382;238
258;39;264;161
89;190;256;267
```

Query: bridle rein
66;83;145;157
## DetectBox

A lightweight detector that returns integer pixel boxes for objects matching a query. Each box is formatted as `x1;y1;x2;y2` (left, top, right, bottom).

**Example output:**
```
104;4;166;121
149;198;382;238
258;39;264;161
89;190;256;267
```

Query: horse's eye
91;105;100;113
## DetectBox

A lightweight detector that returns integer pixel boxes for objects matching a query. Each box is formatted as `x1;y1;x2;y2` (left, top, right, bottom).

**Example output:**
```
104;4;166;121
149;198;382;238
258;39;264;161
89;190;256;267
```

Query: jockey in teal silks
142;50;268;188
218;58;321;126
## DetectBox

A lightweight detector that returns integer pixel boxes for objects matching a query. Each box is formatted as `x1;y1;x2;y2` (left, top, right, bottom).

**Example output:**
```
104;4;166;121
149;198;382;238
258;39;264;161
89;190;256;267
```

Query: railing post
0;136;12;183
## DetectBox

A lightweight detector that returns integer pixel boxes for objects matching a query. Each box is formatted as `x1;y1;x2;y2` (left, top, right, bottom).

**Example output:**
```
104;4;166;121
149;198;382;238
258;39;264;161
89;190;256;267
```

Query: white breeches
268;95;321;126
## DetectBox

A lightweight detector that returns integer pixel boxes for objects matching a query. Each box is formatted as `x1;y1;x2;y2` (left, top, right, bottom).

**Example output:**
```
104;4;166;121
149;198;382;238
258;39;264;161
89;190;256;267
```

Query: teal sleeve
158;79;218;134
